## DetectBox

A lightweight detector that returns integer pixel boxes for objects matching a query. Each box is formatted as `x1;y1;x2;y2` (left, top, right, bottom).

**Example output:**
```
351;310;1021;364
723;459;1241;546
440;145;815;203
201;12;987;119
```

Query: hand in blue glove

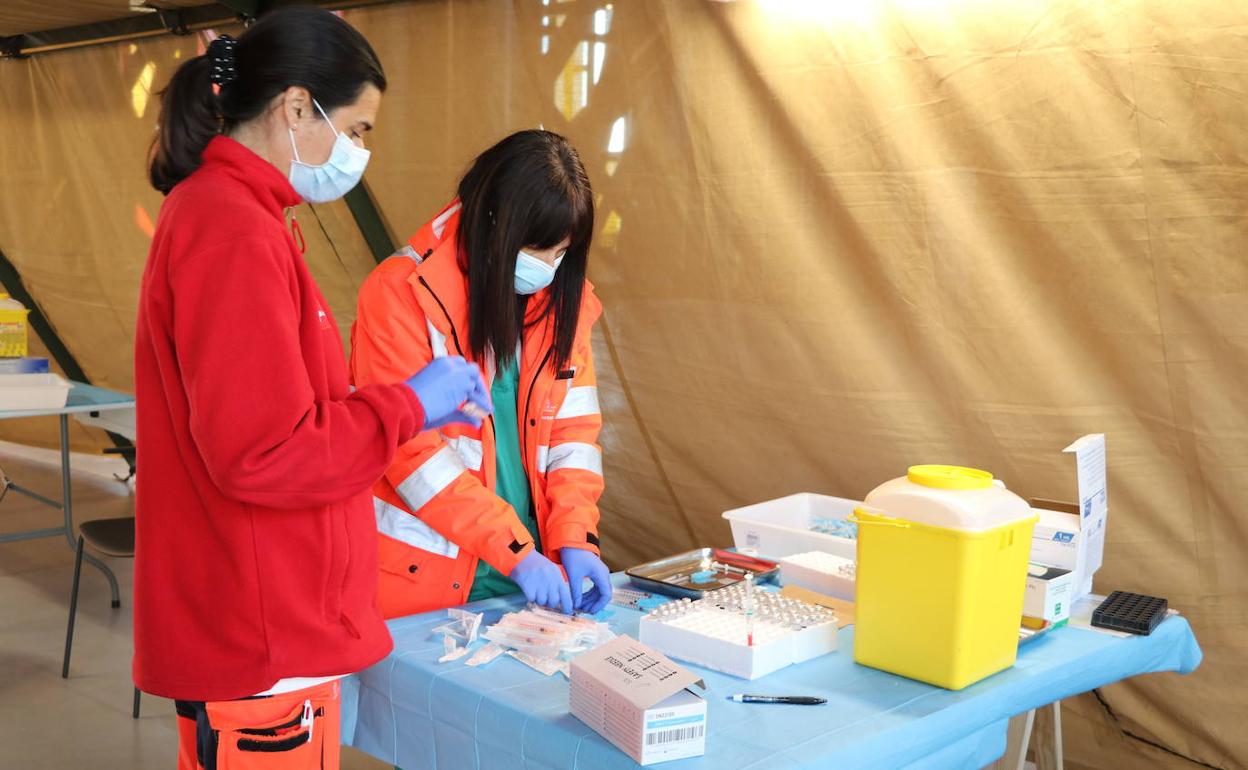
509;549;573;615
404;356;492;430
560;547;613;614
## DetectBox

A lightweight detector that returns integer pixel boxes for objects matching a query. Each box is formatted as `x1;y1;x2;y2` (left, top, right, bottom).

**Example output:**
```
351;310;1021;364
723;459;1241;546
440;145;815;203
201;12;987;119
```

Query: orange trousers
175;680;341;770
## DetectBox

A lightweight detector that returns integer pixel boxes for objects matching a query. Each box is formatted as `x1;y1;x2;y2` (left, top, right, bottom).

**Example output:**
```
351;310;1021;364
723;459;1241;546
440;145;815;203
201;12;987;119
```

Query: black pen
730;694;827;705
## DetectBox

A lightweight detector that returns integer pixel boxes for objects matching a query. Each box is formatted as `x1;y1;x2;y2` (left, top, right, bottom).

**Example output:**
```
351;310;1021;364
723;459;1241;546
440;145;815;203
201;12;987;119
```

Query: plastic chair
61;514;142;719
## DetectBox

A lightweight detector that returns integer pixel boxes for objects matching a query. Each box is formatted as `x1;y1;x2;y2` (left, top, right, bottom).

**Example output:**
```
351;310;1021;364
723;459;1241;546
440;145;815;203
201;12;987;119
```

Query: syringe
745;571;756;646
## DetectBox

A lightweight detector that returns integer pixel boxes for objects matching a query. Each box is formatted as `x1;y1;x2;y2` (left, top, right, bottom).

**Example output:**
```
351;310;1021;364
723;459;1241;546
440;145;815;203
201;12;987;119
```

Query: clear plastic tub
722;493;859;559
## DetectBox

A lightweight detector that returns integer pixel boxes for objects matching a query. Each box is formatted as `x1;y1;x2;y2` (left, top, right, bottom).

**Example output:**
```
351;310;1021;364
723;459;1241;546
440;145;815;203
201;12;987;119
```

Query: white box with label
1023;564;1074;624
570;635;707;766
1031;506;1085;570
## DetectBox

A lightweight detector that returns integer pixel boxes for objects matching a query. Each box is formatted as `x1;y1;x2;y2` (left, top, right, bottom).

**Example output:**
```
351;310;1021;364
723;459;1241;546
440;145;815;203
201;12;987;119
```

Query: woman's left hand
560;547;613;614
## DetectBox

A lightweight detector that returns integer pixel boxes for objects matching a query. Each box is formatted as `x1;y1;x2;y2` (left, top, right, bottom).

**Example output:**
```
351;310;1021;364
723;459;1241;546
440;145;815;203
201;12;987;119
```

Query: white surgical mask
514;250;564;295
288;100;370;204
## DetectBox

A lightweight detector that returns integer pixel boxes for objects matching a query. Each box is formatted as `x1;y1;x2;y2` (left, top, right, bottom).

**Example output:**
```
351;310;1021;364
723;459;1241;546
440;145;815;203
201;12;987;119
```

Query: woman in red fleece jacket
133;8;490;769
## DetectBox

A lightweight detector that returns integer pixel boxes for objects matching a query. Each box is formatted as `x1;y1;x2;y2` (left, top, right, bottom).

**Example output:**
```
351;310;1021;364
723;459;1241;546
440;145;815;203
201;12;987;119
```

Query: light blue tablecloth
342;577;1201;770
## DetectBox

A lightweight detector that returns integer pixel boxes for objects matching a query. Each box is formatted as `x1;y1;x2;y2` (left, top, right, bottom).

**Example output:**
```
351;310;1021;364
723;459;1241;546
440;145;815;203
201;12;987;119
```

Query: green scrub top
467;352;541;602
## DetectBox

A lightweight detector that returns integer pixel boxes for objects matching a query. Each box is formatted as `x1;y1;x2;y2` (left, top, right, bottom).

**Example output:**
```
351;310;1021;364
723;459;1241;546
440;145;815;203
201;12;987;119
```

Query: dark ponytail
148;6;386;194
148;55;217;194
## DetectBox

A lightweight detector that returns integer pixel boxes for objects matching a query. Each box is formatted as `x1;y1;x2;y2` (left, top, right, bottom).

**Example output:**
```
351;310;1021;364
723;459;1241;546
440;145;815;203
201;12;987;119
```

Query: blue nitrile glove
561;547;613;614
404;356;493;430
509;550;573;615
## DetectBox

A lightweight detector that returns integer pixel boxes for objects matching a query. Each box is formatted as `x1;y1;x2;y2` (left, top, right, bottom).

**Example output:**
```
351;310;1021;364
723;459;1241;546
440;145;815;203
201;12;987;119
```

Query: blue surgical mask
288;100;370;204
514;250;564;295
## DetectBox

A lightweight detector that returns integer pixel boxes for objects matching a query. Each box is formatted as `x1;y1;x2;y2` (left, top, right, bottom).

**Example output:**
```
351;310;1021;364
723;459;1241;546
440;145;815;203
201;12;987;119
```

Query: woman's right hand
404;356;493;430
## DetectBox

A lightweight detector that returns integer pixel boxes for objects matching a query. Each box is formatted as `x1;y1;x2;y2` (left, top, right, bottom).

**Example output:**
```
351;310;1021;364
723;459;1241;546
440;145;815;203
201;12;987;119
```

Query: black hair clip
207;35;238;87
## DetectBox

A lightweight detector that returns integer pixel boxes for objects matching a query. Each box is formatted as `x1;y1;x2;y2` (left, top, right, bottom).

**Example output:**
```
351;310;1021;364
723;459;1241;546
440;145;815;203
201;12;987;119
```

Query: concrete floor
0;443;388;769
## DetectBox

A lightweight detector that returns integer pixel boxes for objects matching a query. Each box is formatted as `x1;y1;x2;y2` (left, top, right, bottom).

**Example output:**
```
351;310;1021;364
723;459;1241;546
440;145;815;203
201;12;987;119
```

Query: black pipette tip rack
1092;591;1168;635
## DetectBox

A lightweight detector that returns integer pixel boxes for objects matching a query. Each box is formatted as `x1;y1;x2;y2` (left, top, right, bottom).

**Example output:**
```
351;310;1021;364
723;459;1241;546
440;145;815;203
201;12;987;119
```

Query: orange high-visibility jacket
350;201;604;618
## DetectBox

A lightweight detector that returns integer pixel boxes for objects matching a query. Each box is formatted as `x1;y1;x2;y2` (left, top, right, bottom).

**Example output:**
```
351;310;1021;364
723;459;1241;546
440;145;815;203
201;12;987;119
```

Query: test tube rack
638;583;838;680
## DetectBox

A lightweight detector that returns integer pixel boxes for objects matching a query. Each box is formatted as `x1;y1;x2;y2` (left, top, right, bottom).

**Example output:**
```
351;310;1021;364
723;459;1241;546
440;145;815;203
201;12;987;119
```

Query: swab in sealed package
465;642;507;668
438;635;470;663
507;650;571;678
432;608;483;645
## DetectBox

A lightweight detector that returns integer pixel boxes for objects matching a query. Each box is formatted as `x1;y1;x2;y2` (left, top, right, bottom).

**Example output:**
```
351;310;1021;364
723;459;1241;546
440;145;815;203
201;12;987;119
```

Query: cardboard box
570;635;707;766
1023;564;1074;624
0;357;48;374
1030;503;1083;566
1028;434;1109;600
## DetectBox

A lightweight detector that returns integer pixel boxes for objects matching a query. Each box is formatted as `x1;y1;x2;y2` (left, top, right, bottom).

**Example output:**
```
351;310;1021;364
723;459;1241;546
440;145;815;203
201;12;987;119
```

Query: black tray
1092;591;1167;635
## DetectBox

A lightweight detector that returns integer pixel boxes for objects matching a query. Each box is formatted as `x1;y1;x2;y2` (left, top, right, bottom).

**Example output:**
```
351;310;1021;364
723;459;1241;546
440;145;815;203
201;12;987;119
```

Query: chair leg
62;535;85;679
133;687;141;719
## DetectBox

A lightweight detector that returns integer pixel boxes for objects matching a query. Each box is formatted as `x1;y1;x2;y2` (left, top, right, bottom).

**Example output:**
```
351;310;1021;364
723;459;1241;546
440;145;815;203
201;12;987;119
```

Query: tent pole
0;0;412;59
344;181;397;264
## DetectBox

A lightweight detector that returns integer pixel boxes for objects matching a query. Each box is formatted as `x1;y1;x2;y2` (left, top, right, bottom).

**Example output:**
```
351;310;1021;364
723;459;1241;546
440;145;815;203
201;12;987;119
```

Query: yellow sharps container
852;465;1037;690
0;293;29;358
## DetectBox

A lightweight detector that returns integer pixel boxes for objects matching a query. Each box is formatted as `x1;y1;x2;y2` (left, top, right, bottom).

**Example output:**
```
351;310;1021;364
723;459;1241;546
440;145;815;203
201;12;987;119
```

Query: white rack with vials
779;550;857;601
638;581;838;680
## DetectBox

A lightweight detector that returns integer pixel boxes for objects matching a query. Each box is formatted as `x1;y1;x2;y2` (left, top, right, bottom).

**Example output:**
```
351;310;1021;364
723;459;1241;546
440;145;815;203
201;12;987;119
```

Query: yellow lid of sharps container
907;464;994;490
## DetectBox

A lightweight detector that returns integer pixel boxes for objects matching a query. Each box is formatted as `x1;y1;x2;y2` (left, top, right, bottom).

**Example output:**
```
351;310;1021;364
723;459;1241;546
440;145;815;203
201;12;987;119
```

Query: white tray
722;493;859;560
0;373;71;411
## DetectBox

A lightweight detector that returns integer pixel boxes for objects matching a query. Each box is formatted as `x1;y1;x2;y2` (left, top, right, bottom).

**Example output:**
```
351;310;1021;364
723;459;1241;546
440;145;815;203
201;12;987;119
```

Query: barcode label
646;725;705;746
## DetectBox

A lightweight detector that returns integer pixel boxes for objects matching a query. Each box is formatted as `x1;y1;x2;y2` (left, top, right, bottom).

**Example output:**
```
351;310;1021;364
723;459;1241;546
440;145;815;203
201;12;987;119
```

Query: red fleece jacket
132;136;422;701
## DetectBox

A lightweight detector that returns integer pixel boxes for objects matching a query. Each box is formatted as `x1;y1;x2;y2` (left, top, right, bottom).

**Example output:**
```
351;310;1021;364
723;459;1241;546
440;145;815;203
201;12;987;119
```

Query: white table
0;382;136;605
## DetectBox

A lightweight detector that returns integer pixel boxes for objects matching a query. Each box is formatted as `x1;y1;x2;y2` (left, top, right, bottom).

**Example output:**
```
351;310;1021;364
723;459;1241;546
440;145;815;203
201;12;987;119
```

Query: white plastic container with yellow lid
852;465;1037;690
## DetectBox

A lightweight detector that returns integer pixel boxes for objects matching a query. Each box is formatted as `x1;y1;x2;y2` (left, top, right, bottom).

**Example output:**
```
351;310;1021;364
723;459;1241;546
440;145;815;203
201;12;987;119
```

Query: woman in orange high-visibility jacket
350;130;612;618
